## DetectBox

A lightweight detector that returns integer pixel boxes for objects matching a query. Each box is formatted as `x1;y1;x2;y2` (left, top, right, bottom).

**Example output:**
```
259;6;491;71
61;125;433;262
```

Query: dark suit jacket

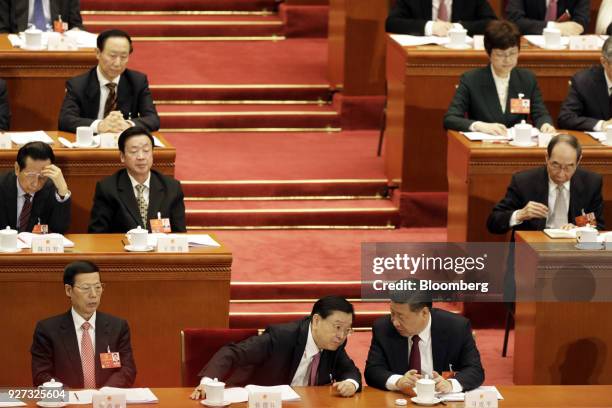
505;0;590;35
386;0;497;36
365;309;484;392
608;22;612;36
0;171;71;233
558;65;610;131
198;317;362;389
88;169;186;233
0;0;83;33
58;67;160;133
0;78;9;130
444;66;552;131
487;166;604;235
31;310;136;388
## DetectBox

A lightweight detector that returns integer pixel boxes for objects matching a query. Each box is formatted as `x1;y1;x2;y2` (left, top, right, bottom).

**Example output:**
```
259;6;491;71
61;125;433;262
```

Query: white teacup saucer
509;140;537;147
73;137;101;148
124;244;155;252
0;247;22;253
411;396;442;406
201;399;230;407
37;402;67;408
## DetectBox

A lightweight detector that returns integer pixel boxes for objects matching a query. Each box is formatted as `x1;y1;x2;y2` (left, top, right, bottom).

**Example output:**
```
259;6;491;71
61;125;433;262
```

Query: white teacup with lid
543;22;561;49
203;378;226;404
0;226;18;252
414;376;436;402
126;226;149;249
513;120;533;145
24;26;43;49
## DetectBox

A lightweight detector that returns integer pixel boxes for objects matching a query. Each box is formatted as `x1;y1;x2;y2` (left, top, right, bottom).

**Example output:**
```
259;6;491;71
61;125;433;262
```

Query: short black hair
118;126;155;153
389;284;433;312
63;261;100;286
16;141;55;170
97;29;133;54
311;296;354;319
547;133;582;161
484;20;521;56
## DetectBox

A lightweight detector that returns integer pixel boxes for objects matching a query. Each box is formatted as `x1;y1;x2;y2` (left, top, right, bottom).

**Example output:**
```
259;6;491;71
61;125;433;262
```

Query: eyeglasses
73;283;105;293
327;321;354;337
22;171;47;181
548;161;576;172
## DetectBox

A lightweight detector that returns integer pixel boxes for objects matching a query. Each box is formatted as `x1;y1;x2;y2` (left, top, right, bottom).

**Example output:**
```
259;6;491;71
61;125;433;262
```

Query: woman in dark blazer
444;20;555;136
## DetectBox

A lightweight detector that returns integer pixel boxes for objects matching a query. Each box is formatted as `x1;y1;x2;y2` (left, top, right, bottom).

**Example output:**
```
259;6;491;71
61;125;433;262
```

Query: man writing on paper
0;0;83;33
31;261;137;388
0;141;71;233
190;296;362;400
558;37;612;132
88;126;186;233
506;0;588;36
365;288;485;394
58;29;159;134
386;0;497;37
0;78;9;130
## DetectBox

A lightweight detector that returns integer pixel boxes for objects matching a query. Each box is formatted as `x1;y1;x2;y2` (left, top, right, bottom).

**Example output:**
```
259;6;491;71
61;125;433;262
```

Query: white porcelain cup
576;227;598;243
472;35;485;50
204;380;225;403
543;28;561;48
414;378;436;401
0;226;17;251
24;28;43;48
513;122;533;145
448;28;467;47
126;226;148;249
76;126;94;146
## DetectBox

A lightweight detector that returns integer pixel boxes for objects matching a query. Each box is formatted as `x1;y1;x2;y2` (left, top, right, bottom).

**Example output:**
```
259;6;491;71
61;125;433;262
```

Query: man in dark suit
0;141;70;234
88;126;186;233
386;0;497;37
0;0;83;33
31;261;136;388
58;29;159;134
558;38;612;132
365;289;484;393
190;296;362;400
487;134;604;235
506;0;589;35
0;78;9;130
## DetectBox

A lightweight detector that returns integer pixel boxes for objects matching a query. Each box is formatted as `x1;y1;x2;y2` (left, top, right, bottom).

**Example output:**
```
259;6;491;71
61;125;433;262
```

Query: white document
153;136;165;148
524;35;570;48
9;131;54;145
64;30;98;48
390;33;472;47
68;390;95;404
222;385;300;403
187;234;221;247
17;232;75;248
461;132;510;141
586;131;606;142
544;228;577;239
98;387;158;404
440;385;504;402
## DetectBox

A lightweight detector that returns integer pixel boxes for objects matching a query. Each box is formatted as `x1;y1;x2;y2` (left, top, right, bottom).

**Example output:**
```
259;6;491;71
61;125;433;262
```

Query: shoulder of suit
574;65;603;84
36;311;72;329
68;67;97;87
96;311;127;325
512;67;536;81
123;68;148;82
430;308;469;328
461;67;489;82
372;314;393;333
575;167;603;182
513;166;546;183
151;169;180;186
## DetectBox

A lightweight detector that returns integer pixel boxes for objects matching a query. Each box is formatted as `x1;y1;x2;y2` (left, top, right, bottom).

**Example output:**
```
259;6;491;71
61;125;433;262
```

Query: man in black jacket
0;78;9;130
58;29;159;134
506;0;588;35
190;296;362;400
0;0;83;33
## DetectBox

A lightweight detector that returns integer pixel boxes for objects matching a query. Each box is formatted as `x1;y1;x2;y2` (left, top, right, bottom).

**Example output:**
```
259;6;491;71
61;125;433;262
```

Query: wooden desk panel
385;36;600;226
0;131;175;233
447;130;612;242
0;35;96;131
0;234;231;387
514;231;612;385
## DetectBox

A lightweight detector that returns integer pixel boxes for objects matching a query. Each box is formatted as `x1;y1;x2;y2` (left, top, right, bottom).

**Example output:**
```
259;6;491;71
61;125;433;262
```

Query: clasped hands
395;369;453;394
98;111;131;133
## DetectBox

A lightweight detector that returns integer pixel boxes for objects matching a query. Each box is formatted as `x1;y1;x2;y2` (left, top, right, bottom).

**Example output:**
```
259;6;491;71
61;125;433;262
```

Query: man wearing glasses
31;261;136;388
190;296;361;400
0;141;71;233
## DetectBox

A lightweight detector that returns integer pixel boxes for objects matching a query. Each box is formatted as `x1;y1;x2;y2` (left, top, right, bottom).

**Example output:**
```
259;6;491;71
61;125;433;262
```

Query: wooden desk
0;131;175;233
514;231;612;385
14;386;612;407
385;37;600;226
447;130;612;242
0;234;232;387
0;35;96;131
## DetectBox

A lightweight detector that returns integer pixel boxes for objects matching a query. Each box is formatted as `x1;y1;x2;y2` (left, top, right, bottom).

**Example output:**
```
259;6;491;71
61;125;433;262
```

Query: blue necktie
32;0;47;30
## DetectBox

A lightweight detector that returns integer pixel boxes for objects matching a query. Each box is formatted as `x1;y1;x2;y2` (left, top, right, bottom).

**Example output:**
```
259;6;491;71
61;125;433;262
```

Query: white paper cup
126;227;148;248
543;28;561;48
414;378;436;401
513;123;533;145
0;226;17;251
448;28;467;47
76;126;94;146
204;381;225;403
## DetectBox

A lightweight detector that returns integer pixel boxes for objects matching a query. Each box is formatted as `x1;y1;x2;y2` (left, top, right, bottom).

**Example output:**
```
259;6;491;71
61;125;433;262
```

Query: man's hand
432;21;453;37
517;201;549;222
560;223;576;230
556;21;584;36
433;371;453;394
333;380;357;397
601;118;612;131
540;123;556;134
189;384;205;400
99;111;131;133
396;369;422;392
41;164;68;197
474;122;508;136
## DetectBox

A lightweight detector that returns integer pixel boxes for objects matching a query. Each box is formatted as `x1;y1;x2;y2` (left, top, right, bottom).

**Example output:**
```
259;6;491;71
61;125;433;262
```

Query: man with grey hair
558;37;612;131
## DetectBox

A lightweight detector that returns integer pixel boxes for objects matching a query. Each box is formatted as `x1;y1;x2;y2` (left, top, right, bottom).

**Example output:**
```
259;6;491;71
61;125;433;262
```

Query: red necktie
546;0;558;22
437;0;449;21
308;352;321;385
104;83;117;118
18;193;32;232
408;335;421;374
81;322;96;389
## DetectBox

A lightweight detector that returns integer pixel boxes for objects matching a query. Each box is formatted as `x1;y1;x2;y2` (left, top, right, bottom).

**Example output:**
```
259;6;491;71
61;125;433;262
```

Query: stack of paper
524;35;570;48
544;228;577;239
99;387;159;404
223;385;300;403
440;386;504;402
64;30;98;48
390;33;473;47
461;132;510;141
9;131;54;145
17;232;75;248
145;233;220;248
586;132;609;144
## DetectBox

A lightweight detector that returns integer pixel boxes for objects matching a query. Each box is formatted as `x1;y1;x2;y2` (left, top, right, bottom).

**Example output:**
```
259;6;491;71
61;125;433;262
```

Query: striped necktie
80;322;96;389
18;193;32;232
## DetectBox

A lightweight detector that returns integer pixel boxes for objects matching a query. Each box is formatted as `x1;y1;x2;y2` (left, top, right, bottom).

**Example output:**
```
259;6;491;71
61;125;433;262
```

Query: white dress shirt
290;324;322;386
596;0;612;34
593;70;612;132
424;0;453;36
15;177;70;224
127;172;151;207
27;0;51;28
91;66;121;134
72;308;96;356
509;178;570;227
385;314;462;393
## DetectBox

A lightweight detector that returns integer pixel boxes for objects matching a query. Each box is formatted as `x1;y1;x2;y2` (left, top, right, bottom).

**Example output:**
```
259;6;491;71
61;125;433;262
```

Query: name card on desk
92;392;126;408
569;35;601;51
156;235;188;253
465;389;498;408
99;132;120;148
0;134;11;149
31;236;64;253
249;391;282;408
